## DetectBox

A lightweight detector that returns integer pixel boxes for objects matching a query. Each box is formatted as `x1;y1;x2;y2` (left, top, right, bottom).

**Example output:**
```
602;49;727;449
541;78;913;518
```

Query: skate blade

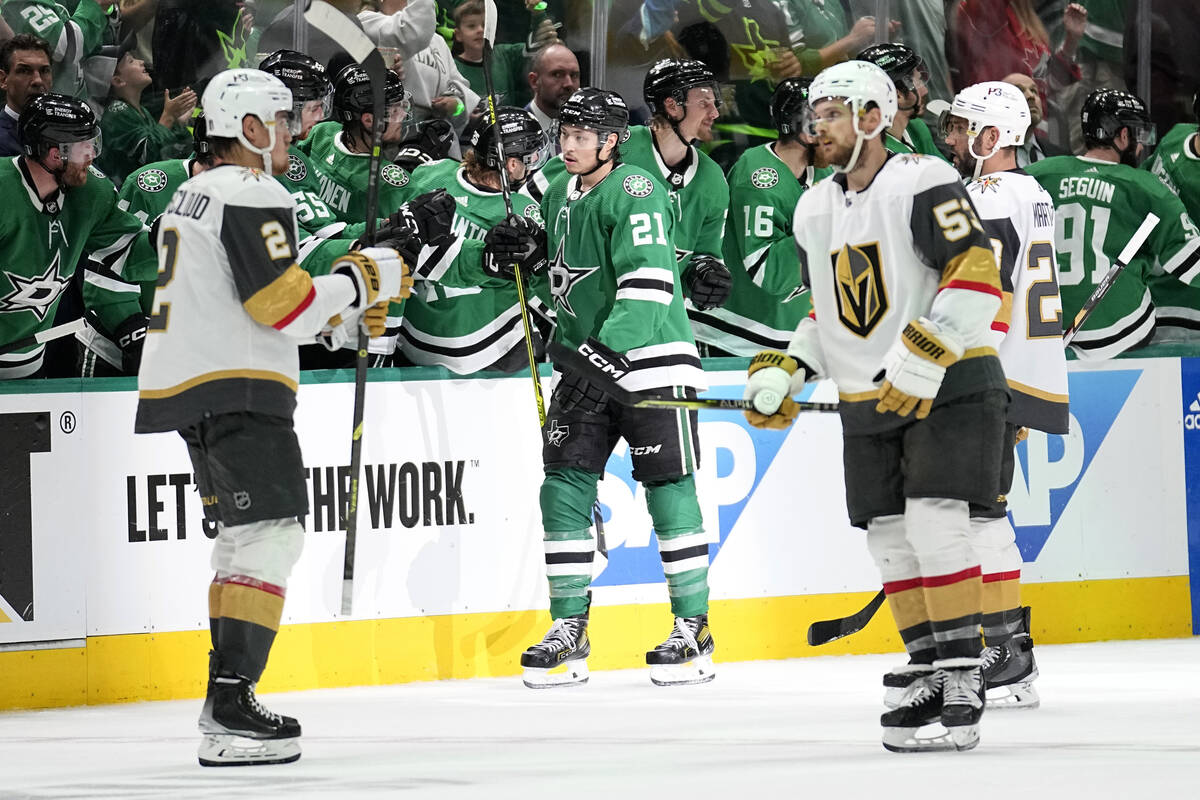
649;654;716;687
198;734;301;767
882;722;978;753
522;660;589;689
986;680;1040;710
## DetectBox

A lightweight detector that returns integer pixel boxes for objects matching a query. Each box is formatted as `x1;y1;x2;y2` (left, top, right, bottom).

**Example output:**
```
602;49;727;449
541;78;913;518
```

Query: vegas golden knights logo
831;242;888;338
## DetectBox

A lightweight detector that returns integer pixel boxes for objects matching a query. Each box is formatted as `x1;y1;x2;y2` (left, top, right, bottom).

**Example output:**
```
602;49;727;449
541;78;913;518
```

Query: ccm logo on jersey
629;444;662;455
580;343;628;379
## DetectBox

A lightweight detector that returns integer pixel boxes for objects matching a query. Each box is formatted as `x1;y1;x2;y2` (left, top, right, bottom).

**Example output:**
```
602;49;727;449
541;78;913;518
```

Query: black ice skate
520;616;590;688
197;672;301;766
881;658;983;753
882;662;933;709
983;607;1039;709
646;614;715;686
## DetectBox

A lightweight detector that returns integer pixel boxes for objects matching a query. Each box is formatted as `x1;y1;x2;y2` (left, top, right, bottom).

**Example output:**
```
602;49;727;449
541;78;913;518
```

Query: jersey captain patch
622;174;654;198
285;154;307;182
751;167;779;189
381;164;409;187
1;252;69;322
831;242;888;338
136;168;170;193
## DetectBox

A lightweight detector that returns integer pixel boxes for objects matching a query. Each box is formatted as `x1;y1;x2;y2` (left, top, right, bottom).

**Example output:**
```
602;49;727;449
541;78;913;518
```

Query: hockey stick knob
752;389;782;415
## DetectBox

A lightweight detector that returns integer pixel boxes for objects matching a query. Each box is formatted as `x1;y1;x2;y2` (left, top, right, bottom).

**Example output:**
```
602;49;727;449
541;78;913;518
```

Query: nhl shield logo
233;491;252;511
285;154;307;182
622;174;654;198
751;167;779;189
382;164;409;187
831;242;888;338
136;168;169;193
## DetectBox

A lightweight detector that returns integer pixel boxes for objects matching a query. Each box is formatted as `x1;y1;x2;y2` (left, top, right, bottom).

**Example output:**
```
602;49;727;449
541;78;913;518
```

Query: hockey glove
483;214;548;281
319;302;391;351
875;317;964;419
114;312;149;374
683;255;732;311
386;189;456;247
743;350;814;430
553;337;631;415
333;247;412;313
393;119;455;172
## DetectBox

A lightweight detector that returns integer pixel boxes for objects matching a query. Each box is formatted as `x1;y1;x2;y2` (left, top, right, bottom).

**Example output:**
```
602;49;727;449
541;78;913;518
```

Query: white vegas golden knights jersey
791;153;1007;434
967;169;1070;434
136;164;332;433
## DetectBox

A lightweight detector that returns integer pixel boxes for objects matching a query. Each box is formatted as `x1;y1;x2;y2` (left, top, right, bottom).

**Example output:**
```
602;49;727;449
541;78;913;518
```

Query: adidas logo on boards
1185;392;1200;429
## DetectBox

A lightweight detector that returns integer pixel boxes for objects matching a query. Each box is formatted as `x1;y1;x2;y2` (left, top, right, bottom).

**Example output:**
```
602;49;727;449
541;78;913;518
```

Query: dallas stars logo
1;252;69;321
136;168;169;193
285;154;307;182
622;174;653;198
523;204;544;226
751;167;779;189
548;240;598;317
382;164;409;188
546;419;570;447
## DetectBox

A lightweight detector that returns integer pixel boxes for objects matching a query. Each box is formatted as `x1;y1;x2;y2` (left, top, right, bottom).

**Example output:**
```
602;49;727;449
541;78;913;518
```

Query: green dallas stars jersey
1144;123;1200;335
532;163;705;392
0;158;155;377
119;158;195;314
397;158;545;373
885;118;948;161
277;144;342;236
1026;155;1200;359
299;120;417;224
691;143;823;355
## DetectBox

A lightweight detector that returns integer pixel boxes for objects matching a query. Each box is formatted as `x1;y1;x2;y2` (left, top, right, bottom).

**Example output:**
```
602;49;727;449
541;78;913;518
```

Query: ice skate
197;674;301;766
881;669;954;753
983;607;1040;709
938;660;985;751
520;616;590;688
882;663;933;709
646;614;715;686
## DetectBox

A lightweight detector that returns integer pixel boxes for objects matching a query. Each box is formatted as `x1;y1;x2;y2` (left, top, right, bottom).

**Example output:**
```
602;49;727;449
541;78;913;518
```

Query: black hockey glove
393;119;455;172
483;214;547;281
552;337;630;415
386;189;456;247
114;312;149;374
683;255;732;311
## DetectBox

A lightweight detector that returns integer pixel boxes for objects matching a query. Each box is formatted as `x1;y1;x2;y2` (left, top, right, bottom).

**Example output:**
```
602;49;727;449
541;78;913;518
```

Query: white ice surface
2;638;1198;799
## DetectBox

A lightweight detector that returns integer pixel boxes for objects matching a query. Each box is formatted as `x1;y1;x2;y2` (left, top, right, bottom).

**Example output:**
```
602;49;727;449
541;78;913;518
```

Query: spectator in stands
1003;71;1070;163
524;42;579;141
952;0;1087;147
769;3;898;80
0;34;53;157
97;49;195;186
1123;0;1200;142
452;0;559;108
1063;0;1127;153
357;0;437;61
1;0;116;102
391;0;479;134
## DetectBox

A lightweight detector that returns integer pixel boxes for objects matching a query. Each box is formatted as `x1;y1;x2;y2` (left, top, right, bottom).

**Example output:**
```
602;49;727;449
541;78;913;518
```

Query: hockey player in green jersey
1143;94;1200;340
856;43;946;161
694;77;824;355
1027;89;1200;359
396;106;550;373
0;92;154;379
746;61;1007;752
483;88;715;689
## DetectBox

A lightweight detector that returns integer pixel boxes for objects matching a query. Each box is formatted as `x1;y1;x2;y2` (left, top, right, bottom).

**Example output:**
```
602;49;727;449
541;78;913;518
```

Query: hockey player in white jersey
743;61;1008;752
917;81;1067;710
134;69;413;767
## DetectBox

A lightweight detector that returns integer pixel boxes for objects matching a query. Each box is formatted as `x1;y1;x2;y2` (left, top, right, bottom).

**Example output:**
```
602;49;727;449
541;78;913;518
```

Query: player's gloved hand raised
333;246;413;312
874;317;963;419
683;255;732;311
393;119;455;172
743;350;814;430
386;188;456;247
483;214;547;281
553;337;631;414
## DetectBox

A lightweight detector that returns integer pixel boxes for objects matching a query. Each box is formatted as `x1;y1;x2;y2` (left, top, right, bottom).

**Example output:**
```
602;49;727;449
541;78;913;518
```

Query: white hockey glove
743;351;816;430
875;317;964;419
318;303;390;351
332;247;412;313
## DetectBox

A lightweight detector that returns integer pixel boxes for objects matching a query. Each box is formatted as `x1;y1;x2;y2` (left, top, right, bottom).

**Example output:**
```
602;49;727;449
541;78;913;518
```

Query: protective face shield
58;132;102;165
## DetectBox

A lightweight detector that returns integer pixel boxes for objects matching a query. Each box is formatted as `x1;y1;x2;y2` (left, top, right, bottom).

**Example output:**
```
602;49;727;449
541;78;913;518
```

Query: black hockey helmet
192;111;213;164
258;49;331;103
771;77;814;138
470;106;548;171
19;92;101;162
1081;88;1156;148
643;58;721;117
332;64;408;124
556;88;630;145
855;43;929;96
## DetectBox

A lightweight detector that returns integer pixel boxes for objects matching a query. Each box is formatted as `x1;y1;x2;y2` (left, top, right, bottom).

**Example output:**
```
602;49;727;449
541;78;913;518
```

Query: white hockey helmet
809;60;897;135
202;69;296;171
948;81;1030;148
